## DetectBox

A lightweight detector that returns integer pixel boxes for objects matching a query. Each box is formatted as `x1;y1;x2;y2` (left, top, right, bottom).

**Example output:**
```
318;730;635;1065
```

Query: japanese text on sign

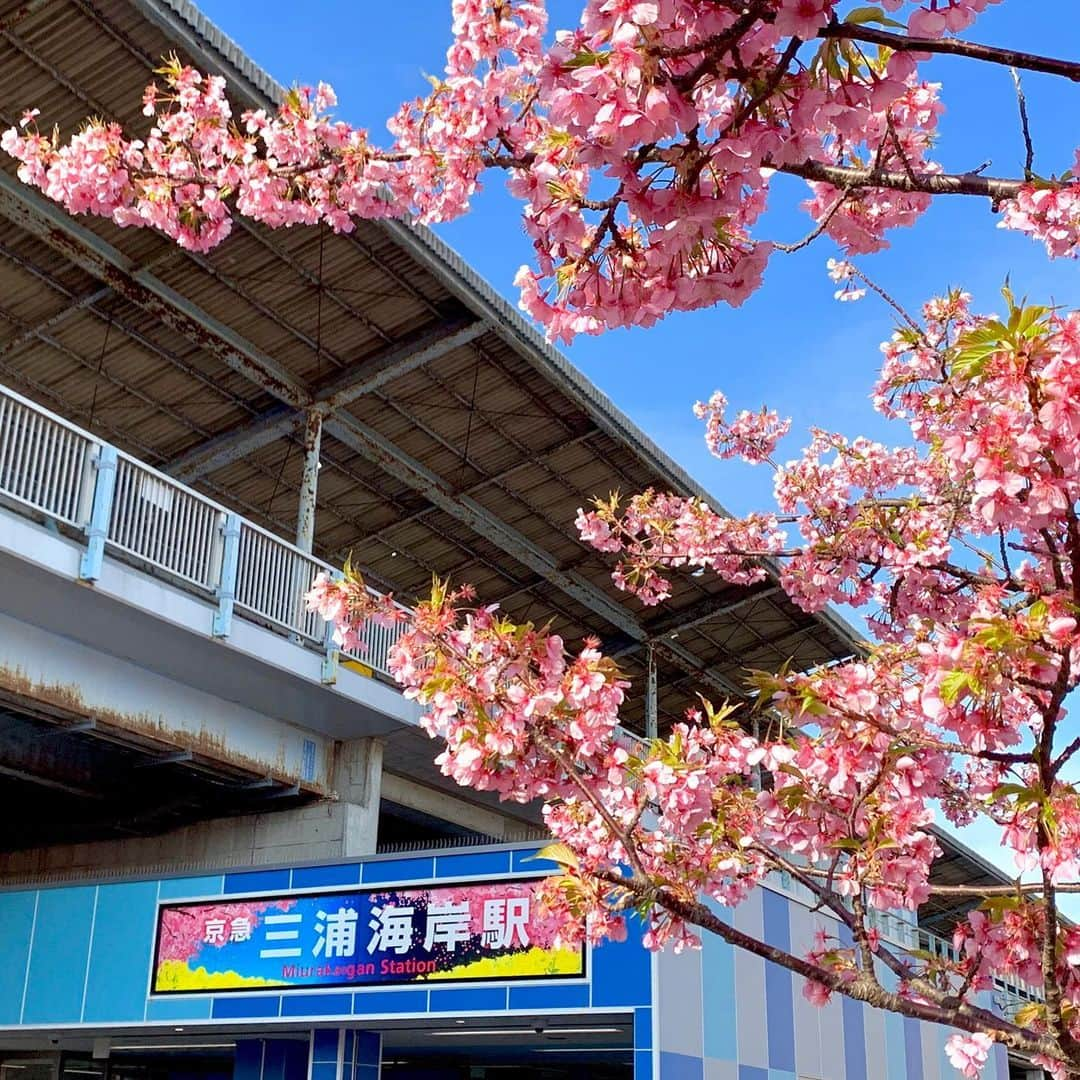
150;876;584;994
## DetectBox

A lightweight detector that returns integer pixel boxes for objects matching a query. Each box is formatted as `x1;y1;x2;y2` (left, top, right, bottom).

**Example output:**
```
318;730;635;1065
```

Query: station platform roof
0;0;862;737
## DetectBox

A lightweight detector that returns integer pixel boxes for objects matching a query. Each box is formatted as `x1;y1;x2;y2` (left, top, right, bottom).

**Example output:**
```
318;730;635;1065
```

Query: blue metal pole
78;444;117;582
321;569;343;684
212;512;242;638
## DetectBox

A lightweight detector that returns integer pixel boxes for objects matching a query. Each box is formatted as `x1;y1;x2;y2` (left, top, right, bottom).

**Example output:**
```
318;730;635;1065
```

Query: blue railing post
212;512;242;638
320;570;343;684
79;444;118;582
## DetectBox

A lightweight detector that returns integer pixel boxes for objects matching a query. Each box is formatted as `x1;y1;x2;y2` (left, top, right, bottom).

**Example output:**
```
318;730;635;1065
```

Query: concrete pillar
296;409;323;553
334;737;383;857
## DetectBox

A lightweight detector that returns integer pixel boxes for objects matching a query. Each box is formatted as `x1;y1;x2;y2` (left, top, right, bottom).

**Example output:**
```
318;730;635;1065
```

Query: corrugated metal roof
0;0;862;734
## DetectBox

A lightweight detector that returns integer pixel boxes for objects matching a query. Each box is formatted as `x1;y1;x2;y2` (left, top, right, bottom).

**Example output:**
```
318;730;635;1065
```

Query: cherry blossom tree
3;1;1079;341
8;1;1080;1075
312;287;1080;1079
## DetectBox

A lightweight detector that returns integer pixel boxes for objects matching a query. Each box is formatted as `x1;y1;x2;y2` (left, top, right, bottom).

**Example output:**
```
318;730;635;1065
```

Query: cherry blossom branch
927;881;1080;896
818;21;1080;83
777;159;1030;203
591;866;1064;1061
774;189;851;253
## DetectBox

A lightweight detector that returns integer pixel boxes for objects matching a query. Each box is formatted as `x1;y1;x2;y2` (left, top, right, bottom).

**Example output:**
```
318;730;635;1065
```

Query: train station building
0;2;1041;1077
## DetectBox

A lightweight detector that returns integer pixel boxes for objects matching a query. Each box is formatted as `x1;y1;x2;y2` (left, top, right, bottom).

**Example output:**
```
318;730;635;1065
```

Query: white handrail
0;382;400;678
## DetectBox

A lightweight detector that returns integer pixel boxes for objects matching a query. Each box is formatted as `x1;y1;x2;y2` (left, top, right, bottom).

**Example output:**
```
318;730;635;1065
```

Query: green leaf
939;669;972;706
830;837;862;851
992;782;1034;801
524;843;579;869
563;49;607;70
950;320;1008;379
843;5;907;29
979;895;1022;918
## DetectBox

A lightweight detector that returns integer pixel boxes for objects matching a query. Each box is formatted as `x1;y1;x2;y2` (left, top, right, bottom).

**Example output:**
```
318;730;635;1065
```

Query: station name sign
150;875;585;994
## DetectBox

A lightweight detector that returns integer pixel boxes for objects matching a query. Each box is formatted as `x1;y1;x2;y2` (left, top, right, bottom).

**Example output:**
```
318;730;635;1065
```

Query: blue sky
196;1;1080;895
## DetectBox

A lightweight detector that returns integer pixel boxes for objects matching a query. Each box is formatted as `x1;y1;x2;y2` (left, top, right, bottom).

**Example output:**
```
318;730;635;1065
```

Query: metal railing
0;390;93;527
0;382;407;680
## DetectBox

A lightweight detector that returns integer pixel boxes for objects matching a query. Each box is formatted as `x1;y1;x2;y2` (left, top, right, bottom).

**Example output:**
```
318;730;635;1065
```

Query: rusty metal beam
644;585;783;640
296;409;323;552
164;318;488;482
0;153;742;702
322;414;743;698
0;169;309;408
166;409;300;481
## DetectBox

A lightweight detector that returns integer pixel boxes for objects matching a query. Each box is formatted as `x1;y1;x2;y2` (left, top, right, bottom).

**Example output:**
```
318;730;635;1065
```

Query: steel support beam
168;407;298;482
316;318;488;410
0;163;743;699
322;415;744;699
0;170;309;407
645;584;783;640
165;318;489;482
296;409;323;553
645;644;658;740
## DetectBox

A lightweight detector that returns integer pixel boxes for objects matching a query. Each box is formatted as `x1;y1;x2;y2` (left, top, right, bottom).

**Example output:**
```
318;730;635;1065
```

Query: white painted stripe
17;891;39;1025
78;886;100;1021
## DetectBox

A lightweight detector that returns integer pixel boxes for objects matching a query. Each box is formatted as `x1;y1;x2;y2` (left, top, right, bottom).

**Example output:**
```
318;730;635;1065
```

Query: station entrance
0;1021;635;1080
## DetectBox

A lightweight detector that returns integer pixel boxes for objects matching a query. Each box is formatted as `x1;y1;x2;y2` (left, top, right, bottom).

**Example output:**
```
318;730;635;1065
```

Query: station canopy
0;0;859;737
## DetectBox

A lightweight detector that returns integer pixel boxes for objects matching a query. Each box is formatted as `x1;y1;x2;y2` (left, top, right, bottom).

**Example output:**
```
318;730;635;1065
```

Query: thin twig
1011;67;1035;179
774;189;848;252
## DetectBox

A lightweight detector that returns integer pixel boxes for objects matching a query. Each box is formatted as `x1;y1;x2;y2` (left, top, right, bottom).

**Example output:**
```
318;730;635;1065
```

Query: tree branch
591;865;1065;1062
818;20;1080;83
1011;67;1035;178
776;158;1029;203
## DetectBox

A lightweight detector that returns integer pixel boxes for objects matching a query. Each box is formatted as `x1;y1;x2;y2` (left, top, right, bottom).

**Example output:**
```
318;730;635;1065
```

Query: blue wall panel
659;1052;704;1080
841;994;868;1080
736;1067;767;1080
211;995;281;1019
291;864;361;889
83;881;159;1023
760;891;795;1074
507;984;590;1011
903;1016;926;1080
701;912;737;1062
434;851;512;878
0;890;36;1024
159;876;223;901
144;996;212;1021
223;869;290;895
428;987;507;1012
592;914;651;1007
362;857;433;884
22;885;96;1024
352;989;428;1015
279;993;351;1017
511;849;559;873
634;1007;653;1050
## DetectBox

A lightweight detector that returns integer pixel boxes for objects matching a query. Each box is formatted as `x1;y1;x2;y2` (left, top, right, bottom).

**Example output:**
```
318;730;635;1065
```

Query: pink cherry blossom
6;0;1074;342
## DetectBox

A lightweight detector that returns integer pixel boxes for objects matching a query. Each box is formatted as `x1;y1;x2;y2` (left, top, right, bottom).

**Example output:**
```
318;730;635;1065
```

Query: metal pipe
645;643;658;740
